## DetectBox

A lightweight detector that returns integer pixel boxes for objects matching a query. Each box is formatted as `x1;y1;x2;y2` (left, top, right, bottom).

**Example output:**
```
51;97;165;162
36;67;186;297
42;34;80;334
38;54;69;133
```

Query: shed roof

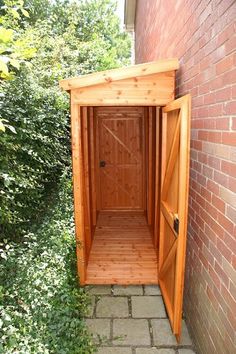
59;58;179;91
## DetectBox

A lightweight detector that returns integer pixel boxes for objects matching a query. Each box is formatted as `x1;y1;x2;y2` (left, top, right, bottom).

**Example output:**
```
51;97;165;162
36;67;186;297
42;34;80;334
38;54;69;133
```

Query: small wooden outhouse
59;58;191;340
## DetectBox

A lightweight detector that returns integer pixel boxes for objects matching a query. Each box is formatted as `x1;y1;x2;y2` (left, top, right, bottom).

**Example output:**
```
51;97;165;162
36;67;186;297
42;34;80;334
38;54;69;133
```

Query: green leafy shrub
0;0;34;80
0;0;131;239
0;69;70;237
0;171;95;353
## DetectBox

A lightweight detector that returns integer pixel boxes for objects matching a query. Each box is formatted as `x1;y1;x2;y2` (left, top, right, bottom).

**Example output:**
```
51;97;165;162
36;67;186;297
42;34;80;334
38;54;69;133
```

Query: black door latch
100;160;106;167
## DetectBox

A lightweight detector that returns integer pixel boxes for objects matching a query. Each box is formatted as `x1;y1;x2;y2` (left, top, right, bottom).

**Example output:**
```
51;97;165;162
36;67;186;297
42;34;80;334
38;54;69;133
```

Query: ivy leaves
0;175;95;353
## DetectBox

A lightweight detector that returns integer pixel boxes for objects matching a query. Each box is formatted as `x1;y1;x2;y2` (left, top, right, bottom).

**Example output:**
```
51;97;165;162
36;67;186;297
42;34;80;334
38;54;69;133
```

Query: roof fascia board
59;58;179;91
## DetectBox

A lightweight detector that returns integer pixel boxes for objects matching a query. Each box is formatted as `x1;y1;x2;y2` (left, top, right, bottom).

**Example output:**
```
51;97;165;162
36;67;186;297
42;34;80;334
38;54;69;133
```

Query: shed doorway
87;106;157;284
59;59;190;340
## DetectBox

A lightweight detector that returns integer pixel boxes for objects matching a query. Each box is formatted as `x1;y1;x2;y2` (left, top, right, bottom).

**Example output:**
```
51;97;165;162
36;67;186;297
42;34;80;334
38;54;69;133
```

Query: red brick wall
135;1;236;353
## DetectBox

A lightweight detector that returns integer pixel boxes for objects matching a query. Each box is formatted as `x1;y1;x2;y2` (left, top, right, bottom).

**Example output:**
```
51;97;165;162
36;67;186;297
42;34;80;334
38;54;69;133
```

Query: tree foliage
0;0;131;238
0;0;34;80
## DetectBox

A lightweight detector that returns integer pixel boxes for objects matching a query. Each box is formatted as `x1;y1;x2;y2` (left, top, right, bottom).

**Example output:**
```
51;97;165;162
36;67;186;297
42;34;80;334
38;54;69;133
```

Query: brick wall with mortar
135;1;236;353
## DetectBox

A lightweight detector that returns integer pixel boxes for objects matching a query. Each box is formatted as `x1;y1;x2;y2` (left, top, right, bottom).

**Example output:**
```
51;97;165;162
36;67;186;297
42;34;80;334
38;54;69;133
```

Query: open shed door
159;95;191;341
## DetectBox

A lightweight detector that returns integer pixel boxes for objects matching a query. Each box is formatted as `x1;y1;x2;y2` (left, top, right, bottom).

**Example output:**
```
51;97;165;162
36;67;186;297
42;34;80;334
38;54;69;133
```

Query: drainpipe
124;0;137;64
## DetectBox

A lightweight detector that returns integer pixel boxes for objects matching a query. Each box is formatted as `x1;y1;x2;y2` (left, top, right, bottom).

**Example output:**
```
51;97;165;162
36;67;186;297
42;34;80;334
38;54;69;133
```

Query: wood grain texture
154;107;161;248
159;105;180;332
59;58;179;90
88;107;97;227
70;103;86;284
173;95;191;341
82;107;92;256
159;95;191;341
147;107;156;226
70;72;175;106
86;211;158;284
96;107;145;210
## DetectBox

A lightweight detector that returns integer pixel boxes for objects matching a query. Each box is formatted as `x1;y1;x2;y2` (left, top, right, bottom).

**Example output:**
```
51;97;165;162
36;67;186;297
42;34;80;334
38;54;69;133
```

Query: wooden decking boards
86;211;159;284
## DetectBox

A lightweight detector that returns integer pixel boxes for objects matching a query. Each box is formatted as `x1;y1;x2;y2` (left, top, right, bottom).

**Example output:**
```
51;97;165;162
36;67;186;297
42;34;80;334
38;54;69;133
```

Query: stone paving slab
132;295;166;318
136;349;175;354
180;320;193;345
113;319;151;346
144;285;161;295
85;285;196;353
151;319;192;346
86;295;95;317
85;319;110;344
151;319;177;346
86;285;111;295
97;347;132;354
96;296;129;318
113;285;143;295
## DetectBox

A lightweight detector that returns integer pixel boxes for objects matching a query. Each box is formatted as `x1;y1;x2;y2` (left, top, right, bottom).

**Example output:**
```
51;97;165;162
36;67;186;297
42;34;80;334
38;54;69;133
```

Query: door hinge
174;216;179;235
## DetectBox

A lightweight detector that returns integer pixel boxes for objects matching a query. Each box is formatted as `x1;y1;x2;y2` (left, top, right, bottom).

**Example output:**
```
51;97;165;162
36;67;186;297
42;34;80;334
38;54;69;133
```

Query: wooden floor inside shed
86;211;158;284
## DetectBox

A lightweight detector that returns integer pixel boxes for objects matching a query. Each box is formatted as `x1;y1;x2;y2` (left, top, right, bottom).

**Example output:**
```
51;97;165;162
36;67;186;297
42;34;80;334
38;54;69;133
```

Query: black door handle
100;160;106;167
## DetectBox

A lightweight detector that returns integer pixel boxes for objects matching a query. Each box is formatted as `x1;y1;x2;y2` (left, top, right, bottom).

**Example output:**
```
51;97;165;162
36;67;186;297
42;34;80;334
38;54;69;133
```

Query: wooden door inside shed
96;107;145;211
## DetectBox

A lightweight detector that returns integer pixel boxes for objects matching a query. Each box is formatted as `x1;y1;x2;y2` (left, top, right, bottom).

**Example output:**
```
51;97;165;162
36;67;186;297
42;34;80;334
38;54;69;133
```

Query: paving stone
113;285;143;296
132;296;166;318
86;319;110;344
151;319;192;346
97;347;132;354
151;319;176;345
144;285;161;295
96;297;129;318
85;285;194;352
180;320;193;345
136;349;175;354
85;296;95;318
86;285;111;295
113;319;150;346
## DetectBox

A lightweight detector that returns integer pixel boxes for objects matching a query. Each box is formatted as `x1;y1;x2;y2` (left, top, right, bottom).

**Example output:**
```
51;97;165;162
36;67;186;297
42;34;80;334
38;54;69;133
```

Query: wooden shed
59;58;191;339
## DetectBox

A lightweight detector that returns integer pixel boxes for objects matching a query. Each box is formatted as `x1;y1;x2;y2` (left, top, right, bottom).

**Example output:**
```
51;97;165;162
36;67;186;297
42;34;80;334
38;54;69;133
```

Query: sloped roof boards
59;59;179;106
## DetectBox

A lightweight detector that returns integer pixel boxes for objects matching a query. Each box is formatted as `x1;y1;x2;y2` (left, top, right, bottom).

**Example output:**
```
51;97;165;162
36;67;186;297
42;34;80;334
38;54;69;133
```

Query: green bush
0;0;131;239
0;171;95;353
0;69;70;237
